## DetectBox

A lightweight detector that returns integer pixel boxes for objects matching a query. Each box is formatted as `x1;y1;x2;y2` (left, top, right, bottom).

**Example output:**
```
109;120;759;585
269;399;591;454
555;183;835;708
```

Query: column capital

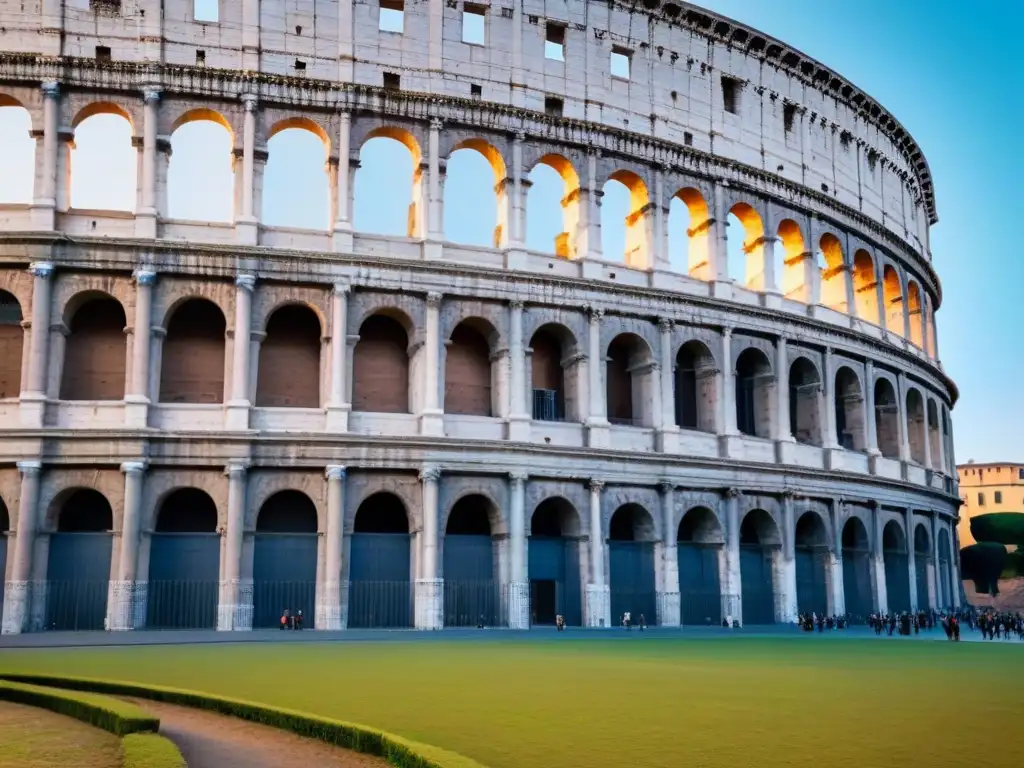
509;470;528;483
721;326;733;339
242;93;259;112
325;465;347;480
586;305;604;322
658;479;675;495
513;129;526;143
426;291;443;308
132;269;157;286
142;88;162;105
120;461;148;475
224;462;249;478
235;274;256;291
430;118;443;131
657;317;674;333
332;281;350;296
723;486;741;499
40;80;60;98
781;488;796;500
509;299;525;311
588;478;605;492
419;465;442;483
16;460;42;477
29;261;54;279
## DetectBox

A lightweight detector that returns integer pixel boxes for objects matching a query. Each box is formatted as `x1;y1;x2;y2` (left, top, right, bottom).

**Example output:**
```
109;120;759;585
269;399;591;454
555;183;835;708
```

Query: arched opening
528;497;582;626
937;528;953;609
159;299;226;404
60;296;127;401
601;171;650;269
443;141;505;247
526;155;579;257
606;333;655;427
874;378;900;460
444;495;498;627
608;503;657;625
70;110;136;211
147;488;219;630
0;290;24;398
906;281;924;348
353;313;411;413
46;489;113;631
882;520;911;613
263;123;330;230
0;495;8;620
255;305;321;408
818;234;848;312
852;250;880;325
349;492;412;628
788;357;822;446
905;389;927;465
739;509;779;625
913;523;932;611
735;347;774;438
834;367;865;451
926;303;938;359
445;319;494;416
252;490;319;628
676;507;723;625
794;512;828;617
530;324;581;422
726;203;766;290
668;188;712;280
941;407;953;476
882;265;904;336
841;517;873;621
675;341;716;432
777;219;809;302
354;130;421;237
167;115;234;222
927;400;942;471
0;101;34;203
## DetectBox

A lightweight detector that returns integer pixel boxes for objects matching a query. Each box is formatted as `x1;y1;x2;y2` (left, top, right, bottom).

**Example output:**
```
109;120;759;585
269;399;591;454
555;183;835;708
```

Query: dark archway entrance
794;512;829;617
46;489;113;631
938;529;953;609
913;524;931;611
608;504;657;625
739;510;779;625
443;495;498;627
0;498;8;620
147;488;220;629
676;507;723;625
528;498;582;626
841;517;873;621
348;492;412;628
253;491;318;628
883;521;911;613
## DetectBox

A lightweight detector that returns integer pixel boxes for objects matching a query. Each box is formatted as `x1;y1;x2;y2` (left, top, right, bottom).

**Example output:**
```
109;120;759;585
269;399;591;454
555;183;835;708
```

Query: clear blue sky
0;0;1019;463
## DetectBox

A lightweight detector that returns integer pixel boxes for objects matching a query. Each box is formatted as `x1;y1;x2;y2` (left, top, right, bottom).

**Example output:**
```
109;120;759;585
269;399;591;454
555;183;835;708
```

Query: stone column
226;274;255;430
218;463;252;631
722;487;741;625
125;270;156;428
864;360;880;456
1;461;42;635
905;508;918;611
415;465;443;630
585;479;610;627
424;119;444;259
950;526;962;609
332;111;353;252
718;328;737;455
779;491;798;623
20;262;54;427
775;336;791;442
507;300;530;440
897;372;911;463
31;81;59;230
109;462;147;631
420;292;444;436
927;515;939;609
871;504;888;613
235;94;259;244
711;181;731;297
508;471;529;629
585;149;602;261
326;282;350;432
656;318;679;453
658;481;680;627
317;465;346;629
507;133;527;258
652;166;669;270
135;88;161;238
822;347;838;450
829;498;846;617
761;235;781;301
585;308;609;448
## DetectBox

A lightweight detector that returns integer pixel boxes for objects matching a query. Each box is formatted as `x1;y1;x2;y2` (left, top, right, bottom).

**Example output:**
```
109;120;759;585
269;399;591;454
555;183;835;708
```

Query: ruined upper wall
0;0;935;257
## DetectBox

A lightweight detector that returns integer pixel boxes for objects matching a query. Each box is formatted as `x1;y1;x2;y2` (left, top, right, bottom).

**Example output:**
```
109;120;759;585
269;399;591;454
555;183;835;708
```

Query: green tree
970;512;1024;547
959;542;1008;596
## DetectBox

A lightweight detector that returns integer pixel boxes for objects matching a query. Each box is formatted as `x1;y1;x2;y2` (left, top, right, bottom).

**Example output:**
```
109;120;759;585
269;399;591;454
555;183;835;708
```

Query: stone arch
906;280;924;348
70;104;136;212
444;138;508;248
606;332;657;427
264;118;332;230
841;515;873;618
677;505;723;625
602;170;651;269
255;490;319;533
882;518;911;613
927;399;942;471
834;365;866;451
852;249;880;325
526;153;580;257
669;187;713;280
355;125;423;238
735;346;774;438
608;502;658;624
255;304;322;408
777;218;810;302
678;506;725;545
905;387;927;465
882;264;904;336
59;293;127;401
530;496;583;538
794;510;829;616
443;492;501;626
159;298;227;404
353;311;412;414
818;233;848;313
529;496;584;626
739;508;780;624
0;290;24;399
675;339;717;432
53;488;114;532
609;503;658;542
445;317;498;416
349;490;413;628
154;488;219;532
252;488;320;627
874;377;900;460
529;322;580;422
0;98;35;204
353;491;410;534
789;356;823;446
0;494;8;532
167;108;234;222
727;201;766;290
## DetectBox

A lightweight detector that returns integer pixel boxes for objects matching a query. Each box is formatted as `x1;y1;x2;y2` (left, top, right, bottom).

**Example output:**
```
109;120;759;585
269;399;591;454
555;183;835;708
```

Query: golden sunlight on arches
776;219;809;302
727;202;766;289
444;139;508;248
167;117;234;223
70;112;136;212
264;124;331;230
818;234;849;313
355;126;421;238
882;265;904;336
603;170;650;269
527;154;580;258
670;188;712;280
906;281;923;348
852;249;880;325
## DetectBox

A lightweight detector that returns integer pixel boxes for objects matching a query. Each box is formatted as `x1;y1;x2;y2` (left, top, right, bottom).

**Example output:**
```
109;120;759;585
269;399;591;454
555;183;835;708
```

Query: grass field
1;635;1021;768
0;700;121;768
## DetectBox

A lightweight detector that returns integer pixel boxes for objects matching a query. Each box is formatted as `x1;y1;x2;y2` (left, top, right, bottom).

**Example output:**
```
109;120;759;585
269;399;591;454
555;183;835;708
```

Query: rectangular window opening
383;72;401;90
195;49;206;65
294;59;307;72
544;96;563;117
610;47;631;80
683;131;693;147
783;102;796;133
194;0;218;23
463;4;487;45
995;491;1003;504
470;83;482;98
978;492;985;506
545;22;565;61
95;45;112;62
721;76;740;115
379;0;404;33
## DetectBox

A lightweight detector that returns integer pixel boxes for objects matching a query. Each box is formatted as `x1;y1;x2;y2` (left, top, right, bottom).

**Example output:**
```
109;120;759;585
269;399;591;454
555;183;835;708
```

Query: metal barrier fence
444;581;508;627
347;580;414;629
43;580;110;632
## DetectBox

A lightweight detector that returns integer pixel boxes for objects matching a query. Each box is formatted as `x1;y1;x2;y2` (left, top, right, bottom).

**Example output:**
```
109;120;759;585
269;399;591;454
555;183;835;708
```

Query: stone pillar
652;166;669;270
31;81;59;230
585;308;609;448
711;181;731;297
775;336;791;442
109;462;147;631
415;465;443;630
218;463;253;631
829;498;846;617
507;300;530;440
585;149;603;261
950;526;962;609
425;119;444;259
20;262;54;427
779;491;798;623
658;481;680;627
872;504;888;614
762;235;781;302
905;508;918;611
235;94;259;244
420;292;444;436
897;372;911;463
927;515;938;610
508;471;529;629
326;282;350;431
135;88;160;238
723;487;741;625
585;479;610;627
822;347;838;450
226;274;255;430
125;270;156;428
656;318;679;453
1;461;42;635
507;133;527;258
718;328;737;457
864;360;880;456
332;111;353;252
317;465;346;630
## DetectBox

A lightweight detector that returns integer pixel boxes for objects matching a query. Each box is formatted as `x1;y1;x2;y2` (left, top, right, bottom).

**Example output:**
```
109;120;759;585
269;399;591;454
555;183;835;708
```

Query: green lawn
1;636;1021;768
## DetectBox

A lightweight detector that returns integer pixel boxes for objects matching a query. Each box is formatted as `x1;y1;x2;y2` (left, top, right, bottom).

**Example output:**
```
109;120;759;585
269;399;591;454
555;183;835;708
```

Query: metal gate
884;551;911;613
443;535;497;627
45;533;112;631
528;537;581;626
147;533;220;629
914;557;930;610
740;544;776;625
842;548;873;620
252;533;317;629
609;541;656;626
677;543;721;625
348;533;412;628
0;535;7;620
795;546;829;617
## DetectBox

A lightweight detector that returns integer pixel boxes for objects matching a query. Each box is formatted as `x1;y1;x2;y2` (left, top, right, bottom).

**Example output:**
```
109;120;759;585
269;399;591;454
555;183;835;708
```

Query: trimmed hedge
0;674;490;768
121;733;186;768
0;679;158;736
970;512;1024;547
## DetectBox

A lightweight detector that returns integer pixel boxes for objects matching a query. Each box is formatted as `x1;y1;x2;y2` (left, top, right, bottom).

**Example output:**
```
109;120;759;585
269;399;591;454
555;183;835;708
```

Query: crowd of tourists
969;610;1024;640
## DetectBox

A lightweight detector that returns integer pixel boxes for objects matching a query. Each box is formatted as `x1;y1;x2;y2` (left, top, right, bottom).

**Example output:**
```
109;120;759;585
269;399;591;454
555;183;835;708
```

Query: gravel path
124;698;389;768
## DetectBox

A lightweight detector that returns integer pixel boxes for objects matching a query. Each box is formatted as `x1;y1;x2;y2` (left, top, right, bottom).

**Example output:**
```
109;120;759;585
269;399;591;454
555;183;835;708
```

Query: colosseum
0;0;961;635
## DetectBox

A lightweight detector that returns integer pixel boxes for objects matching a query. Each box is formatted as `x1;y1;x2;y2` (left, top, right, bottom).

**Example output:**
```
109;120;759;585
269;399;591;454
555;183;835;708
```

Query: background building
957;462;1024;546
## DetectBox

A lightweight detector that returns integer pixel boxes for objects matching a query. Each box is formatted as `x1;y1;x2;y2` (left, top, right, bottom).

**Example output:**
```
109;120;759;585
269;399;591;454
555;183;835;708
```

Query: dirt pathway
123;698;390;768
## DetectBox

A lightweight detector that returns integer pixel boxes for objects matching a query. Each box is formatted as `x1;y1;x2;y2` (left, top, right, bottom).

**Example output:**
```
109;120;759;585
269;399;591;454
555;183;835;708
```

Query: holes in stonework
196;49;206;65
95;45;112;62
384;72;401;90
294;59;306;72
